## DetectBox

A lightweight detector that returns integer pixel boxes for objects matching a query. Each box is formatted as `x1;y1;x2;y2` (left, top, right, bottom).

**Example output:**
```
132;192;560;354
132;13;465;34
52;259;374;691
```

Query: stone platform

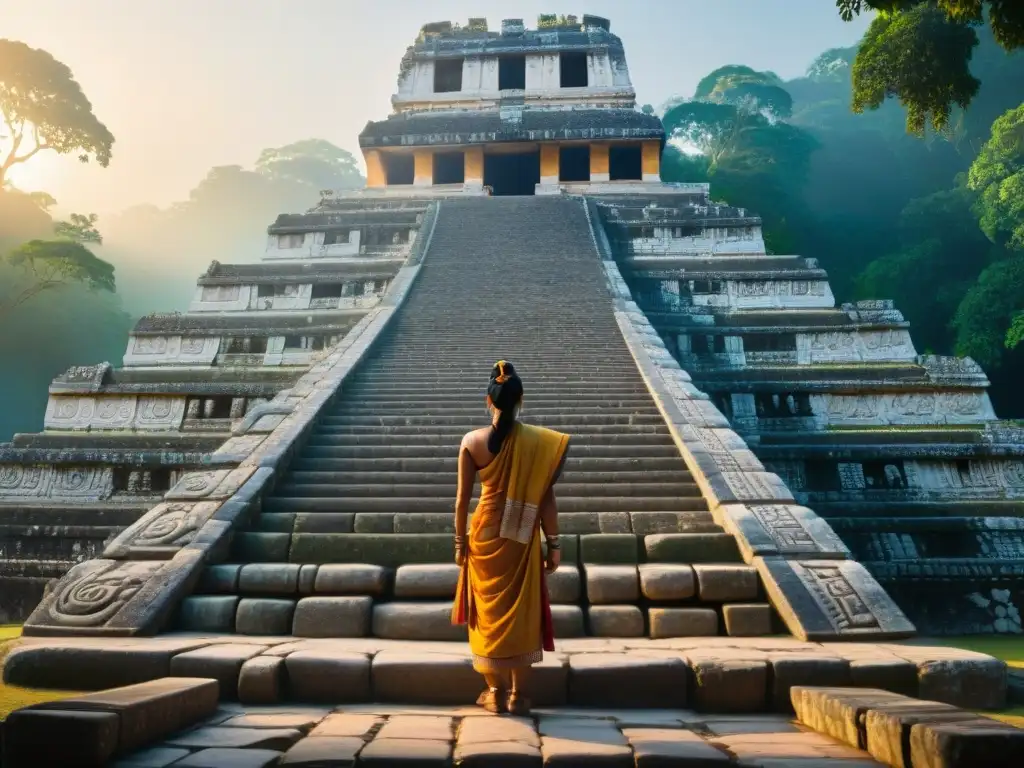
3;635;1007;715
106;704;889;767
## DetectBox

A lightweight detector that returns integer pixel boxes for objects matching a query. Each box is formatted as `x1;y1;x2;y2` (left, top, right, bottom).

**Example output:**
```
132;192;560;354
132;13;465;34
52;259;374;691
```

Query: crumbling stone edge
19;202;442;638
580;196;915;642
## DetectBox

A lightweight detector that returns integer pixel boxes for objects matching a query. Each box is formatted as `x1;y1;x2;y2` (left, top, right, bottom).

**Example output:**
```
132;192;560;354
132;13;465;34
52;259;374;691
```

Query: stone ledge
3;636;1006;711
791;685;1023;768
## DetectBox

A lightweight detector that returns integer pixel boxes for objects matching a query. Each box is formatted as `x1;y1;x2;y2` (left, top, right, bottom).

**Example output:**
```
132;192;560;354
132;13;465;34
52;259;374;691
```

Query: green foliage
953;255;1024;366
0;39;114;186
837;1;1024;135
54;213;102;245
537;14;578;29
968;103;1024;250
694;65;761;100
852;5;980;135
255;139;363;192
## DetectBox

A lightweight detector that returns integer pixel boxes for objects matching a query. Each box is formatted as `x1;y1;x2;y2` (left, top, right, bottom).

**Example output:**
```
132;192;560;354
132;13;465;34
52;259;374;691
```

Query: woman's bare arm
454;434;478;541
539;485;559;539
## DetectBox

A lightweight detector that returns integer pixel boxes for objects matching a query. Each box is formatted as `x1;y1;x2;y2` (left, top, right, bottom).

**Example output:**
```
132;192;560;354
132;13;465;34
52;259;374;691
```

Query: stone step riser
273;483;704;499
289;457;690;473
282;470;694;485
304;432;675;445
327;405;663;416
300;445;683;459
264;496;710;513
316;415;668;427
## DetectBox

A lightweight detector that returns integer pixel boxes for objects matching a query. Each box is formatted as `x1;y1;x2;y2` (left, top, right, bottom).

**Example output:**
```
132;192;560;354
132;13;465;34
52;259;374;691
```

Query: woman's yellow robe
451;422;570;672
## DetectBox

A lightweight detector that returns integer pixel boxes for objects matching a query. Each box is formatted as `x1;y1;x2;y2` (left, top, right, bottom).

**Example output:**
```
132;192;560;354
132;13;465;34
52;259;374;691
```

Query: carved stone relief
813;392;994;426
43;559;164;627
103;501;222;559
134;397;187;431
799;329;915;364
0;465;113;500
45;396;136;431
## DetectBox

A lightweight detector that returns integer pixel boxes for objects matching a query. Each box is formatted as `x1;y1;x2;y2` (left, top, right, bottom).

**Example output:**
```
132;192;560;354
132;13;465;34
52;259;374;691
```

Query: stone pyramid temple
3;14;1024;661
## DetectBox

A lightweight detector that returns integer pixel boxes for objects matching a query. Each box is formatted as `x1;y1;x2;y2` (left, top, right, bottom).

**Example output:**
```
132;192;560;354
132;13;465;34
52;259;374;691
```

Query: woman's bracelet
545;535;561;550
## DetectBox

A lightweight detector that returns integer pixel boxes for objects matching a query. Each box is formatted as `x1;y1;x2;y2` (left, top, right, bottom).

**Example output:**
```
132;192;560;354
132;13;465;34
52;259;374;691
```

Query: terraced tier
178;197;778;640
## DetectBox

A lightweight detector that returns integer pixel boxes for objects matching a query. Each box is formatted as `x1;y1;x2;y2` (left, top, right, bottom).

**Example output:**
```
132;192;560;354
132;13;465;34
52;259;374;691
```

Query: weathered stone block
166;725;301;750
170;644;267;700
754;556;915;641
313;563;388;595
308;713;382;738
292;596;372;638
909;718;1024;768
372;602;466;641
353;512;395;533
26;677;219;756
630;511;719;535
358;738;452;767
393;563;460;598
638;564;696;601
297;564;318;594
918;658;1008;710
722;603;773;637
2;709;120;768
579;533;639;564
717;503;850;561
686;654;768;713
587;605;644;637
284;651;371;704
546;565;581;604
644;533;741;563
371;652;480;705
454;740;542;768
771;656;851;712
864;702;983;767
585;565;639;604
237;656;284;706
178;596;238;633
292;512;354;534
278;736;364;767
171;747;284;768
850;658;919;697
551;605;586;638
238;564;301;594
704;471;795;506
103;501;222;559
235;598;295;636
649;607;718;638
623;727;731;766
197;564;241;594
289;533;452;567
394;512;455;533
568;653;687;708
234;532;291;562
694;565;759;602
790;686;913;749
110;745;190;767
376;714;453;741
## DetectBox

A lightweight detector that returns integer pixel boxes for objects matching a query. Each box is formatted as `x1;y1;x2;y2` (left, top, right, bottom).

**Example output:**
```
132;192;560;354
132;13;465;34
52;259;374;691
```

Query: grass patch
0;625;81;721
930;636;1024;669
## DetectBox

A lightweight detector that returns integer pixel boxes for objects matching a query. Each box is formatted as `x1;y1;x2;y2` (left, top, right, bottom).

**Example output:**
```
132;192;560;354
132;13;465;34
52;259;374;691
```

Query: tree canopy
0;39;114;187
836;0;1024;135
967;102;1024;250
256;139;363;192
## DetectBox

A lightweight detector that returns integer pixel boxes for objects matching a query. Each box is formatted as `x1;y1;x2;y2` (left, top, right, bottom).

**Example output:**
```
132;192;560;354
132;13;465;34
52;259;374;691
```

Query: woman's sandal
476;687;506;714
506;690;531;716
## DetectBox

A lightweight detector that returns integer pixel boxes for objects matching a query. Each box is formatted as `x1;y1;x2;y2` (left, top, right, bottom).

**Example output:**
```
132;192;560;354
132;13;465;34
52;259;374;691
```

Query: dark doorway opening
559;145;590;182
610;144;643;180
499;55;527;90
560;52;589;88
385;154;414;185
433;151;465;185
484;151;540;196
434;58;464;93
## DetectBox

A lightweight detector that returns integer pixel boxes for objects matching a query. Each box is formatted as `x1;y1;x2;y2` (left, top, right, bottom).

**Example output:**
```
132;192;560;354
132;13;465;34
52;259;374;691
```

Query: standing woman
451;361;570;715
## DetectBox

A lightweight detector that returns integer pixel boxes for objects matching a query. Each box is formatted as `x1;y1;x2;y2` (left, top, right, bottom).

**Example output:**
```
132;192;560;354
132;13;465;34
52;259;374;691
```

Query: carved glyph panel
124;335;219;367
43;559;164;627
0;465;113;500
813;392;995;426
45;396;137;431
134;397;187;431
798;329;916;364
103;500;221;559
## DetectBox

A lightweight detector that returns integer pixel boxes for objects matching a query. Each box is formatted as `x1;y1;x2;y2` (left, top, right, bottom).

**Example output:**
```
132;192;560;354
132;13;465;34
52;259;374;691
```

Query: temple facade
359;16;663;196
1;14;1020;642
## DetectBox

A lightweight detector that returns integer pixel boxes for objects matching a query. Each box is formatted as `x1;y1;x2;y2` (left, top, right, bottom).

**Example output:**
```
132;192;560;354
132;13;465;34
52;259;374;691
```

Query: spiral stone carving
47;561;157;627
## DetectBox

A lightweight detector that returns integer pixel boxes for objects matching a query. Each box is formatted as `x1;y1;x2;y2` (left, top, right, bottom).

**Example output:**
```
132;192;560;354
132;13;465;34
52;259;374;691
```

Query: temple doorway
484;151;540;196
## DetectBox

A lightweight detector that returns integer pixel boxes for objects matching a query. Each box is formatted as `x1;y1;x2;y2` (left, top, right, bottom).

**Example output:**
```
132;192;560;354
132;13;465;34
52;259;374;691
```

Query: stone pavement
3;634;1007;713
112;703;888;767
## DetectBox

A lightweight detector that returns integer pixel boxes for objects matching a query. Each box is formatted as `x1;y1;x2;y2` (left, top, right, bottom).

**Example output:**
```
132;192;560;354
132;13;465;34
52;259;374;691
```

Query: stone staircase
177;197;778;640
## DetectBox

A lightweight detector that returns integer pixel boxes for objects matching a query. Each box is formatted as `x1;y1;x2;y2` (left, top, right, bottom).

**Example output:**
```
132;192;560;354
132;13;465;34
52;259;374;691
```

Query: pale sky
2;0;869;215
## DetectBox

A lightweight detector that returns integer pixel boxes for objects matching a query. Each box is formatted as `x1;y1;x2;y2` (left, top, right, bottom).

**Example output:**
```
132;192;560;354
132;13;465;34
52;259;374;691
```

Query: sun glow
5;153;63;194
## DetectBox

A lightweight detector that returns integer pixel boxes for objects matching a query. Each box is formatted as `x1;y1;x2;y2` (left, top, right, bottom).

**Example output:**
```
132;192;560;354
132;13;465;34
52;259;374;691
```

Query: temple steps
171;196;781;640
289;456;690;473
264;495;710;513
304;432;675;446
300;443;684;459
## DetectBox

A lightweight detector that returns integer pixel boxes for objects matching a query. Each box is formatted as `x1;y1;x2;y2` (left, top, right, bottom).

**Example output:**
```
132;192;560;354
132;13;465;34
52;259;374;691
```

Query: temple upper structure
359;16;664;195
